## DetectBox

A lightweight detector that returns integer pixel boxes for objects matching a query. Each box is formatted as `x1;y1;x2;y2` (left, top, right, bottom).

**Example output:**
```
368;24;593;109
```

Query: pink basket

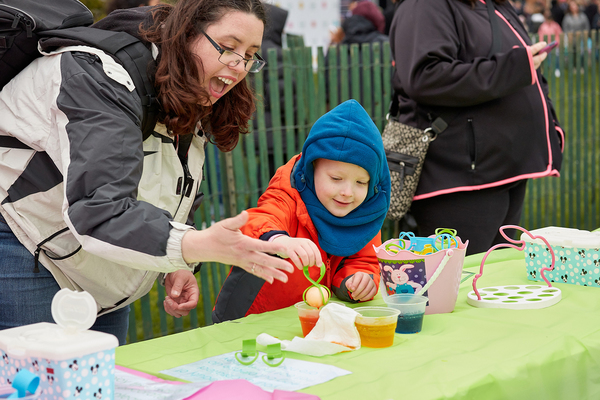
374;238;468;314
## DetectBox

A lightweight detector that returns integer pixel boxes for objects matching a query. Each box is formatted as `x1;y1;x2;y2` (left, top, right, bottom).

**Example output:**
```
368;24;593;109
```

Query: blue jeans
0;213;129;345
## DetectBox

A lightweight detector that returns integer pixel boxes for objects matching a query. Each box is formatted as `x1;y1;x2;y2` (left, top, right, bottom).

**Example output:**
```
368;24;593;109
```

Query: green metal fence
127;30;600;343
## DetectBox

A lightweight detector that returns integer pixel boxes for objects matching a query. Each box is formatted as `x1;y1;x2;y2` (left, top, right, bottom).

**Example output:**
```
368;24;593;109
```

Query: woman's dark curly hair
142;0;266;151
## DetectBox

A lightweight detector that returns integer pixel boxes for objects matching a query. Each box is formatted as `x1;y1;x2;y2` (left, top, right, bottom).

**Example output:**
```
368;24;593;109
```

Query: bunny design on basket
383;262;425;296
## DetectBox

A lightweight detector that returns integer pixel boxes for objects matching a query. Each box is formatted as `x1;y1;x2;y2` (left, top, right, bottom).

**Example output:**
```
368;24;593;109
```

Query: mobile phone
538;41;558;55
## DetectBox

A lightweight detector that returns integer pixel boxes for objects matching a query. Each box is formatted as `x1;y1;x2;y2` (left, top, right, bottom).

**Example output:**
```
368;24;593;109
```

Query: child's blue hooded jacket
212;100;390;323
293;99;391;256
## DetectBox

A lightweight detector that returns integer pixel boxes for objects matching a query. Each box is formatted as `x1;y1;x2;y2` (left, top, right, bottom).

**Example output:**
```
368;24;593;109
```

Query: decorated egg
305;286;329;308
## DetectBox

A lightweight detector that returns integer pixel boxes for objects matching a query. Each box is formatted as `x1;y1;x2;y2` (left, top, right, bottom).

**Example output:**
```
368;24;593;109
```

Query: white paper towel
256;303;361;356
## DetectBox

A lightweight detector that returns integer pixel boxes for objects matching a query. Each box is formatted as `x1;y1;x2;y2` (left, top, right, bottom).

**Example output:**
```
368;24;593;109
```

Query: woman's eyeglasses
201;31;266;73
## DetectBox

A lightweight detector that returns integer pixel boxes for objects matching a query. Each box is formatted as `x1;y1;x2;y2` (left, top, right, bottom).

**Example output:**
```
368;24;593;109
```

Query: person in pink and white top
538;9;564;43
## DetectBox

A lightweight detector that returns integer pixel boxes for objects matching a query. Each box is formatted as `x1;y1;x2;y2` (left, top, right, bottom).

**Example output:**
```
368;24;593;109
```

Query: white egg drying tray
466;225;561;309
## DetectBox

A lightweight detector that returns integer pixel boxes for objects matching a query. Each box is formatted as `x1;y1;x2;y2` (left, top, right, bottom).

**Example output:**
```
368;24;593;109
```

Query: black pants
410;180;528;256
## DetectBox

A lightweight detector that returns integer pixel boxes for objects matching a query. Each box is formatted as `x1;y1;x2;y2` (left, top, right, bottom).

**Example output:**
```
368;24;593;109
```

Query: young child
212;100;391;322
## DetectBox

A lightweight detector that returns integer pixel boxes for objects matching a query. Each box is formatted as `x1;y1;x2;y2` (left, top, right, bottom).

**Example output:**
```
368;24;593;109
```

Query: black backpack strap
0;136;34;149
40;27;159;141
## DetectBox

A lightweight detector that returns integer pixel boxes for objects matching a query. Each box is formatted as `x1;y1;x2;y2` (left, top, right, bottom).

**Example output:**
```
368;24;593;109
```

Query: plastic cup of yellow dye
354;306;400;348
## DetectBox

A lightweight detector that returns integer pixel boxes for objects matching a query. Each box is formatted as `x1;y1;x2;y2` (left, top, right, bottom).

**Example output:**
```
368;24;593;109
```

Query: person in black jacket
331;0;388;45
384;0;401;35
584;0;599;29
338;14;388;45
389;0;564;255
327;1;389;110
551;0;568;27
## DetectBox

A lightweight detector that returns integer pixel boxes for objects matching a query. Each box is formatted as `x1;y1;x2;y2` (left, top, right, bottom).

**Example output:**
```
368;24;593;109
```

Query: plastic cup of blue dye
384;294;428;334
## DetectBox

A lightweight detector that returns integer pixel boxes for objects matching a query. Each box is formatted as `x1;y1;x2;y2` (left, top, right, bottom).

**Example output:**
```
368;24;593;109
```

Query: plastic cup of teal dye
384;294;428;334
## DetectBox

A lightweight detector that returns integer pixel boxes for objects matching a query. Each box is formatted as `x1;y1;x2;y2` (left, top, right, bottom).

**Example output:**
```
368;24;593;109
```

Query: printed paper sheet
160;351;351;392
115;367;210;400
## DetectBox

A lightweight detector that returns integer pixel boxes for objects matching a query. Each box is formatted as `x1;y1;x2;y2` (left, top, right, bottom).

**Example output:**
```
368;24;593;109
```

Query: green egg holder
234;339;285;367
302;263;331;307
262;343;285;367
235;339;260;365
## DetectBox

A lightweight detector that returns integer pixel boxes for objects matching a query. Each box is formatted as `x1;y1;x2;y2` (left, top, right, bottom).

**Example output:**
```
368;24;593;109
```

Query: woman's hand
530;41;549;70
163;270;199;318
272;236;323;270
181;211;295;284
346;272;377;301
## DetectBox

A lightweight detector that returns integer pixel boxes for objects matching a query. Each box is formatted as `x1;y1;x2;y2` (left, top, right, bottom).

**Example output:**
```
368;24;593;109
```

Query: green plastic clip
302;263;331;307
384;239;407;254
262;343;285;367
433;228;459;251
435;228;457;236
235;339;259;365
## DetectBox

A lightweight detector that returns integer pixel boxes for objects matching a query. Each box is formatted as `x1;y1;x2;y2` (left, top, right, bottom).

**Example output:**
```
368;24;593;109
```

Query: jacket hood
292;99;391;257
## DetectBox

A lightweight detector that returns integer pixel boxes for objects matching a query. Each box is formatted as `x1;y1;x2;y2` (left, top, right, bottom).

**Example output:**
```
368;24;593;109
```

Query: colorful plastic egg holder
302;263;331;307
384;228;459;256
466;225;562;309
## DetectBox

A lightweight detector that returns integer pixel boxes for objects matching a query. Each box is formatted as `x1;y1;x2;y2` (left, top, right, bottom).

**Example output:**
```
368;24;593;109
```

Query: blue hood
293;99;391;256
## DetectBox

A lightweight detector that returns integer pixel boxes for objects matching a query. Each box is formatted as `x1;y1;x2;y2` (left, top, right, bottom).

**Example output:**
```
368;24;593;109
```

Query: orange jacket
212;155;381;322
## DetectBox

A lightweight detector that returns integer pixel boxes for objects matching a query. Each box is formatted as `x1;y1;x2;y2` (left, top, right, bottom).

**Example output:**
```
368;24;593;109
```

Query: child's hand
346;272;377;301
273;236;323;269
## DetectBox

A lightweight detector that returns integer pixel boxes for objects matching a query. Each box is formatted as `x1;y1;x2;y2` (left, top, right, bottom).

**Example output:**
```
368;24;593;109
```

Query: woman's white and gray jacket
0;44;206;315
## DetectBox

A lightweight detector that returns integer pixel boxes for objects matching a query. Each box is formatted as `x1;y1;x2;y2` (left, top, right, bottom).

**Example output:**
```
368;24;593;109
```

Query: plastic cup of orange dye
295;301;320;337
295;300;346;336
354;306;400;348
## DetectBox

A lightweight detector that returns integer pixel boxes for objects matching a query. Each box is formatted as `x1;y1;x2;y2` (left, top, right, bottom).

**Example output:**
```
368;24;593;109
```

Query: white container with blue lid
0;289;118;399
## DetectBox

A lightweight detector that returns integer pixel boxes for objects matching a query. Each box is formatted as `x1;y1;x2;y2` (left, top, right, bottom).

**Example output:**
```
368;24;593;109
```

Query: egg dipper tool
383;231;416;255
303;263;331;308
262;343;285;367
433;228;459;251
466;225;561;309
235;339;259;366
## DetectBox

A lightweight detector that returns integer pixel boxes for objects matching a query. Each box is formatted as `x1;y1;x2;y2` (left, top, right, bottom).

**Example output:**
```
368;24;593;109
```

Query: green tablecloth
117;248;600;399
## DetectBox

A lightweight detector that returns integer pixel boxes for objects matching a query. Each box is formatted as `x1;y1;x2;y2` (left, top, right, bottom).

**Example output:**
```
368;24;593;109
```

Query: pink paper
116;366;183;384
116;366;320;400
191;380;320;400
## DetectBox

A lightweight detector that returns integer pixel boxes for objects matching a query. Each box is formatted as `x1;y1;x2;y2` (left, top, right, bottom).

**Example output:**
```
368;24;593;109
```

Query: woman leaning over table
0;0;296;345
389;0;564;255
